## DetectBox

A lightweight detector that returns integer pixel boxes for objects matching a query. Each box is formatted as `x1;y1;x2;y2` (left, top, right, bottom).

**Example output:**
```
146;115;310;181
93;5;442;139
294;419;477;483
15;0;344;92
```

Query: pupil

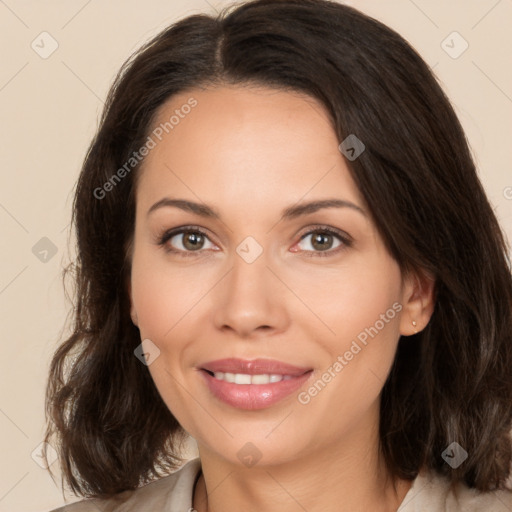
184;232;203;250
312;232;332;251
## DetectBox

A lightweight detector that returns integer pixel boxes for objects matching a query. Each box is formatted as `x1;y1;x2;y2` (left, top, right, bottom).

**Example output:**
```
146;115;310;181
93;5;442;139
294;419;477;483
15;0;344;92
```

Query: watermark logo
236;236;263;264
442;442;468;468
237;442;263;467
339;134;365;161
134;338;161;366
441;31;469;59
31;31;59;59
31;441;58;469
32;237;58;263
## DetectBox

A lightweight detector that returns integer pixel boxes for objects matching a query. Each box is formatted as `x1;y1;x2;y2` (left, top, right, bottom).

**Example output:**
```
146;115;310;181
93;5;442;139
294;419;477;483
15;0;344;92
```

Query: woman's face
129;85;423;467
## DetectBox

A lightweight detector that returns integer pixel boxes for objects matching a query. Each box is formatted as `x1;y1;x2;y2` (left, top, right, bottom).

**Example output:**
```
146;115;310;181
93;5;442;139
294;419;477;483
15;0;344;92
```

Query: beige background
0;0;511;510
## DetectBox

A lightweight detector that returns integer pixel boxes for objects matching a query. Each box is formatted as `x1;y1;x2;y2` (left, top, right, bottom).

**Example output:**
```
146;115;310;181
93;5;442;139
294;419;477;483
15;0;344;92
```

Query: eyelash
156;224;352;258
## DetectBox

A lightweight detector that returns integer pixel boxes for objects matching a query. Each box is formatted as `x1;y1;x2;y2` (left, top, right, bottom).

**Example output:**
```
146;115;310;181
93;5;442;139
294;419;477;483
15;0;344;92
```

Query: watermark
134;338;161;366
504;186;512;200
31;31;59;59
236;236;263;263
441;31;469;60
31;441;58;469
339;134;365;161
298;301;402;405
32;236;58;263
442;441;468;468
237;441;263;467
93;97;198;200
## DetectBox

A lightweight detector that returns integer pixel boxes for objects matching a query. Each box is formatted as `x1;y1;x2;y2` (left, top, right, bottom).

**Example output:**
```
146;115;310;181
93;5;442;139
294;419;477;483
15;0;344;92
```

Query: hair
44;0;512;499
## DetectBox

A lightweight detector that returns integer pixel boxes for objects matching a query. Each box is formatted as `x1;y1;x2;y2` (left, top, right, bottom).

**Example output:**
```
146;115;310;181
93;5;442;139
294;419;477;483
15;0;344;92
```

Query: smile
208;371;294;384
199;368;313;410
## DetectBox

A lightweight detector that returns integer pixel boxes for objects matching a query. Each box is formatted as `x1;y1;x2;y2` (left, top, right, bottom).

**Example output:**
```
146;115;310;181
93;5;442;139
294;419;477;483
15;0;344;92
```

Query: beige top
50;457;512;511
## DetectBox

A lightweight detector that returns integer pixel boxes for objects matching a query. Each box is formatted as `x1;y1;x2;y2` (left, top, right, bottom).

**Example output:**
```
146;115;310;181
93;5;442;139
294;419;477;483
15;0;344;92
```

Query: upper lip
200;358;312;376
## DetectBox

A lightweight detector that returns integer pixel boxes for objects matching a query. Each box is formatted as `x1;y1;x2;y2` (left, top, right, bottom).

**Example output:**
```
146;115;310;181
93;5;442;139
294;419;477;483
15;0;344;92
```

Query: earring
412;320;418;333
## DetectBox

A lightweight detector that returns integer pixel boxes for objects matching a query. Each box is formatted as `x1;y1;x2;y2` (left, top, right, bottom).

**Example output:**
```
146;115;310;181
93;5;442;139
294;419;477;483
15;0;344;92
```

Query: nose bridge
212;240;289;336
230;245;270;298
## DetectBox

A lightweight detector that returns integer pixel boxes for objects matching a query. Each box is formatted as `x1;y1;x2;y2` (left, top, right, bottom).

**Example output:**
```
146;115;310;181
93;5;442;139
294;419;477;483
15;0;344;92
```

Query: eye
158;227;217;255
156;225;351;257
294;227;351;256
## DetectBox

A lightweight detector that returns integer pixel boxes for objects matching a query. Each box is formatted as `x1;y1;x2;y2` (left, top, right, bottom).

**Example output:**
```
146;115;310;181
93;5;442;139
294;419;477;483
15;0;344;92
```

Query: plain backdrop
0;1;511;510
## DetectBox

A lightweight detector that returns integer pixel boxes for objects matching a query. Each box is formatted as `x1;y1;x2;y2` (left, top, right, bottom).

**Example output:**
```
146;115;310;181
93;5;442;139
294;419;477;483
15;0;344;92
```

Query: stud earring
412;320;418;333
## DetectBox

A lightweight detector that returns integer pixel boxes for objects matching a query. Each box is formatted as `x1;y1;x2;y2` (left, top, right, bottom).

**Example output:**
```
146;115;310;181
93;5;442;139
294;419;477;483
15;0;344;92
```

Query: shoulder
47;457;202;512
399;467;512;511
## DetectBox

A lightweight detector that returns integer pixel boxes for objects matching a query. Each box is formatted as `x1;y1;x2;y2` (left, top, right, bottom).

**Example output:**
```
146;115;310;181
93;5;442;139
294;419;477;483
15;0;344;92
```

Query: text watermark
93;97;197;200
298;301;403;405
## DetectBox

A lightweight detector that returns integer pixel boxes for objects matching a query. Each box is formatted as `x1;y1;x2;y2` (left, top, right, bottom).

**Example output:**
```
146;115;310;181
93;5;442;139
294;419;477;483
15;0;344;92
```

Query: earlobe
127;281;138;327
399;269;436;336
130;305;139;326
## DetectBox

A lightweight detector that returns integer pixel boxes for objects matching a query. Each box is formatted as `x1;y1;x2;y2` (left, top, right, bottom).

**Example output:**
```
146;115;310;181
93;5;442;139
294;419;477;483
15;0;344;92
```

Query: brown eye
310;231;335;251
181;231;205;251
298;230;341;252
295;228;348;255
161;229;216;253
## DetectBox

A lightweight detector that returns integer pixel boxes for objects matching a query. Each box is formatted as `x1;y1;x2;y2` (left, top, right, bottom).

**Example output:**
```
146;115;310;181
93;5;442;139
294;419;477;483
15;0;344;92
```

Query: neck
192;419;413;512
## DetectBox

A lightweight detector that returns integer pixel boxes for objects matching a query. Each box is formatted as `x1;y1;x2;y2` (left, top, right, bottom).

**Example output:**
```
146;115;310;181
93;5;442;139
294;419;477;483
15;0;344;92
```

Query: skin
129;84;435;512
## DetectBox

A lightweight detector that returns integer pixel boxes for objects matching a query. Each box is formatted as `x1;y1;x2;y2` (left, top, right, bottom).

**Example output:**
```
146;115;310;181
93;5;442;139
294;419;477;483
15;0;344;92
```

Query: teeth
234;373;251;384
212;372;294;384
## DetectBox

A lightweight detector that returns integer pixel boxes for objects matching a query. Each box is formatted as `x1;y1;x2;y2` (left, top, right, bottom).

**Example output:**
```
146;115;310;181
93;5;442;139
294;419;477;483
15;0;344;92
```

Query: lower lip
199;370;313;410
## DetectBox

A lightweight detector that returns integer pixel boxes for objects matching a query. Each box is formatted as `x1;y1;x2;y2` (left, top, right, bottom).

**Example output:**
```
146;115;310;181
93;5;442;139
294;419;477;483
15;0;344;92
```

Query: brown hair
44;0;512;498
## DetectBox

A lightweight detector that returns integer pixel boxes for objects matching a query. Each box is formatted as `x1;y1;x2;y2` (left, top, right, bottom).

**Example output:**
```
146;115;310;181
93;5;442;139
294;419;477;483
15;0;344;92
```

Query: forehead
136;85;364;213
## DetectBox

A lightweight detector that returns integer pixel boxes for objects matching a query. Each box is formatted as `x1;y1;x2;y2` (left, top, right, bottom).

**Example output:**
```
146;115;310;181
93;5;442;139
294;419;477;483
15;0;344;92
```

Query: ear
125;240;139;326
127;280;139;327
399;268;435;336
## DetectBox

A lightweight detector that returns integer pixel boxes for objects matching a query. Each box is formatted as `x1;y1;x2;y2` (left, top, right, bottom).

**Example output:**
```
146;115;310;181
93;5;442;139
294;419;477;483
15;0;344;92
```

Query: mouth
201;369;301;384
198;358;314;410
199;357;313;377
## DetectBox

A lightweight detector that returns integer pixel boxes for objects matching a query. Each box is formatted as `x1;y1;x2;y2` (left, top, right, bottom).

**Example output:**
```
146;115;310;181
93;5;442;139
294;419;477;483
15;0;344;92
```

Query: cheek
292;253;404;401
130;245;182;339
129;254;201;417
289;254;403;342
130;246;217;342
299;301;402;431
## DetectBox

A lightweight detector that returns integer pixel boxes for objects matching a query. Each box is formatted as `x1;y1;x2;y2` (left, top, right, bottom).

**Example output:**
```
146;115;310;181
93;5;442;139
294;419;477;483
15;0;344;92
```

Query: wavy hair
44;0;512;498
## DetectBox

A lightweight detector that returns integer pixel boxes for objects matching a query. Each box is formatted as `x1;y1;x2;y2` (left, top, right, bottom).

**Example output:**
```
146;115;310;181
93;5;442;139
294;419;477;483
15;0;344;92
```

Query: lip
198;358;314;410
199;358;312;376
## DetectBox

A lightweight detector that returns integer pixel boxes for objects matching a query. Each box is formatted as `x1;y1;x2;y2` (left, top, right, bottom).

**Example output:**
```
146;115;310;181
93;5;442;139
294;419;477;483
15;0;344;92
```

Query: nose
212;249;290;338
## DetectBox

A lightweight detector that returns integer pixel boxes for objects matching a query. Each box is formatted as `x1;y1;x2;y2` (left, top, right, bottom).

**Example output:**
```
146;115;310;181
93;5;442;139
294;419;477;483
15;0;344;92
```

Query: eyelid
296;224;352;242
156;224;353;257
156;225;218;256
293;224;353;257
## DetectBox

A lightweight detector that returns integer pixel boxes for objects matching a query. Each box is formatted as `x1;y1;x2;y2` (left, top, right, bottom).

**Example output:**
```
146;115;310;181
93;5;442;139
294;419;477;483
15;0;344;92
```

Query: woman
45;0;512;510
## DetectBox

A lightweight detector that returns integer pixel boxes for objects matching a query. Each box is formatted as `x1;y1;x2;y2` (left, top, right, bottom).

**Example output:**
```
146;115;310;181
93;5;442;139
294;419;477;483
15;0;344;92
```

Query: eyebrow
147;197;366;220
